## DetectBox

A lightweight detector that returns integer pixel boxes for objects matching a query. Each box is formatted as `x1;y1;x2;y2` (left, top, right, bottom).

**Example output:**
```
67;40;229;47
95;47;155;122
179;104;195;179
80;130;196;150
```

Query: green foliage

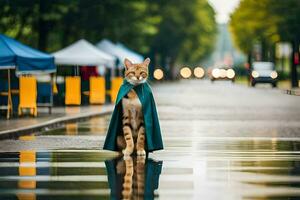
178;0;217;64
0;0;216;73
151;0;217;66
269;0;300;42
230;0;300;86
230;0;280;54
230;0;300;54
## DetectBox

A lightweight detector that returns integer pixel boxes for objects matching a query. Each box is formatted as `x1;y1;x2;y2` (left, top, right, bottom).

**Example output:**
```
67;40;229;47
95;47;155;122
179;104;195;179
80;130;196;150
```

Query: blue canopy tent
0;34;55;74
0;34;56;118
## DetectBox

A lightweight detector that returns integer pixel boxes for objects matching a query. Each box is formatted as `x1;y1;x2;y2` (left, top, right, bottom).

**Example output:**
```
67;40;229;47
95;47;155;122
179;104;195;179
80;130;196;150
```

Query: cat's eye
141;72;147;78
127;72;135;76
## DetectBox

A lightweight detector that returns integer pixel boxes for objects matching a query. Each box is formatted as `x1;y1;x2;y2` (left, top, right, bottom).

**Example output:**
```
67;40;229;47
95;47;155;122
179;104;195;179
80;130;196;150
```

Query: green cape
103;80;164;152
105;157;163;200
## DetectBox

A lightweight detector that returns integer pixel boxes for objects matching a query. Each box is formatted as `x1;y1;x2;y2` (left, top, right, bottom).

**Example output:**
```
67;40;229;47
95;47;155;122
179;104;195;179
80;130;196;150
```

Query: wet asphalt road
0;80;300;200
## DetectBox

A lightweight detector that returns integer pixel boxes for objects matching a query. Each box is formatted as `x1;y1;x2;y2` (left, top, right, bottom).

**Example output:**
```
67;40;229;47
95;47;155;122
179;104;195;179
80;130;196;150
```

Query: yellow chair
65;76;81;105
89;76;105;104
111;77;123;103
18;76;37;117
18;150;36;189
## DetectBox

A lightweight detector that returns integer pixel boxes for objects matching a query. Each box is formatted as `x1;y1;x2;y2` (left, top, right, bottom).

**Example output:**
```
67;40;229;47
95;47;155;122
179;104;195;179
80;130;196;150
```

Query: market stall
0;34;55;118
52;39;116;105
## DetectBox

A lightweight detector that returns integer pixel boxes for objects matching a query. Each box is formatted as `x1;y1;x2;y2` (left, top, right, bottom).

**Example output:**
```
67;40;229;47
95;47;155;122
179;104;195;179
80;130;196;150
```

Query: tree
0;0;216;80
0;0;78;51
230;0;300;87
0;0;158;52
230;0;279;64
0;0;38;46
150;0;217;79
270;0;300;87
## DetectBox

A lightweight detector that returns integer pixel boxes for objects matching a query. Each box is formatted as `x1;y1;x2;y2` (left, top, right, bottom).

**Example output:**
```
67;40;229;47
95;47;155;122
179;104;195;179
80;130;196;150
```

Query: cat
116;156;145;199
116;58;151;157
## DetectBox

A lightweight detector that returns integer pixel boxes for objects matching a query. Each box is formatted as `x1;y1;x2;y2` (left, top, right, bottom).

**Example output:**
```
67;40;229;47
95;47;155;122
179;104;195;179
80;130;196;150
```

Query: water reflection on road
0;150;162;199
0;119;300;199
105;156;162;200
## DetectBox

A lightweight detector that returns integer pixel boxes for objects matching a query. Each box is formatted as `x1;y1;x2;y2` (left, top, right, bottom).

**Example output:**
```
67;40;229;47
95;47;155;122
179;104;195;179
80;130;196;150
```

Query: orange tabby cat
116;58;150;156
116;156;145;199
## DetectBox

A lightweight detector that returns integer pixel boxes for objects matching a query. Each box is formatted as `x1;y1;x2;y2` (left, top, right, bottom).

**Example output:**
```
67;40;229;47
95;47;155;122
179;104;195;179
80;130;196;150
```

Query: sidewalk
0;105;114;139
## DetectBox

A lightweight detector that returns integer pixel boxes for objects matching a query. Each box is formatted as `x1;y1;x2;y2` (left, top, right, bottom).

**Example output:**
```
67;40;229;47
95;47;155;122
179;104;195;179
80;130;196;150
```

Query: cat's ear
143;58;151;67
124;58;133;70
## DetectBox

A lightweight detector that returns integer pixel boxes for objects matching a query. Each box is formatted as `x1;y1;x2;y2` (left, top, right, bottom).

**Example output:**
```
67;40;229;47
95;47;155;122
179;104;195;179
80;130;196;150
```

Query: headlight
153;69;164;80
194;67;205;78
270;71;278;79
180;67;192;79
251;71;259;78
220;69;227;78
226;69;235;79
212;69;220;78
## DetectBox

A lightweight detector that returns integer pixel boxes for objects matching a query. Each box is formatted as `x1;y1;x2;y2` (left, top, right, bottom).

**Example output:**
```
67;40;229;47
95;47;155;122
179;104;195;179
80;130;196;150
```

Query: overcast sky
208;0;240;24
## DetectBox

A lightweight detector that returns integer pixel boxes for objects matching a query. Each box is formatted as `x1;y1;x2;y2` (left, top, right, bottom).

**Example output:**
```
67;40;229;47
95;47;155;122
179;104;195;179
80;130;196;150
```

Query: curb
284;89;300;96
0;108;113;140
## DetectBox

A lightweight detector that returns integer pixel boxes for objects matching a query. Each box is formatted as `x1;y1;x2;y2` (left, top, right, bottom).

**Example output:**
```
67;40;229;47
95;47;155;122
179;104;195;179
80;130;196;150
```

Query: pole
7;69;12;119
49;73;53;114
291;41;299;88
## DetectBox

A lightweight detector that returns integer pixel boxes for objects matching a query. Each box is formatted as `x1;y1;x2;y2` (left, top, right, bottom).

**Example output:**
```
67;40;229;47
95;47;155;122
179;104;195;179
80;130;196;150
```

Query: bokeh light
180;67;192;79
270;71;278;79
194;67;205;78
212;68;220;78
252;71;259;78
226;69;235;79
220;69;227;78
153;69;164;80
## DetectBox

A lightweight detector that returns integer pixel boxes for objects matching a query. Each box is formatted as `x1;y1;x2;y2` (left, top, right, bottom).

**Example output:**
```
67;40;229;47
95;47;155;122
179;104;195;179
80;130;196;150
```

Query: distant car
250;62;278;87
208;66;235;82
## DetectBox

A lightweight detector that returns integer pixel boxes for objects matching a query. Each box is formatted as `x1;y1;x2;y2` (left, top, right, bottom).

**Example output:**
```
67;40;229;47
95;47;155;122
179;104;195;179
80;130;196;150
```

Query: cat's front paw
137;149;146;156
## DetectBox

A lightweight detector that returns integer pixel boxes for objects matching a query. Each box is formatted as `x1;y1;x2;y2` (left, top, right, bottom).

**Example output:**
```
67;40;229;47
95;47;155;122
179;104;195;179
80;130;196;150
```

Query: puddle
0;115;300;199
43;115;111;136
0;150;162;200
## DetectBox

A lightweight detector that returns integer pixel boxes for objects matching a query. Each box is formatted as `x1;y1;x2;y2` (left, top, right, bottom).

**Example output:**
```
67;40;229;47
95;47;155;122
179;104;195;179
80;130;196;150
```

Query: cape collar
123;79;148;88
120;79;149;103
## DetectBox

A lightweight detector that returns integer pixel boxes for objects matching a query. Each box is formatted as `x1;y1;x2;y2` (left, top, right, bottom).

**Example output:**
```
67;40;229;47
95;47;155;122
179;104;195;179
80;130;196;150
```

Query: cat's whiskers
126;77;146;86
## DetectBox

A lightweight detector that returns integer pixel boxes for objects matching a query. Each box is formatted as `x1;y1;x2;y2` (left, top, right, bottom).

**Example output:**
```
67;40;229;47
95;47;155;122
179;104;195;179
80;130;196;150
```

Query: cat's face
124;58;150;85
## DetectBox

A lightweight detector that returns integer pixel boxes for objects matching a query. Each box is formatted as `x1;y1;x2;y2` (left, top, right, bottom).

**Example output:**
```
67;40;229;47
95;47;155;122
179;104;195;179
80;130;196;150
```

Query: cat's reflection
105;156;162;200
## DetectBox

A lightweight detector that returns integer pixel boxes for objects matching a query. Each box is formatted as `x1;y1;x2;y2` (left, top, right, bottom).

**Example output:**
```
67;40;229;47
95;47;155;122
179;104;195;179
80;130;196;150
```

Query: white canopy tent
116;42;144;63
96;39;144;68
53;39;116;68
